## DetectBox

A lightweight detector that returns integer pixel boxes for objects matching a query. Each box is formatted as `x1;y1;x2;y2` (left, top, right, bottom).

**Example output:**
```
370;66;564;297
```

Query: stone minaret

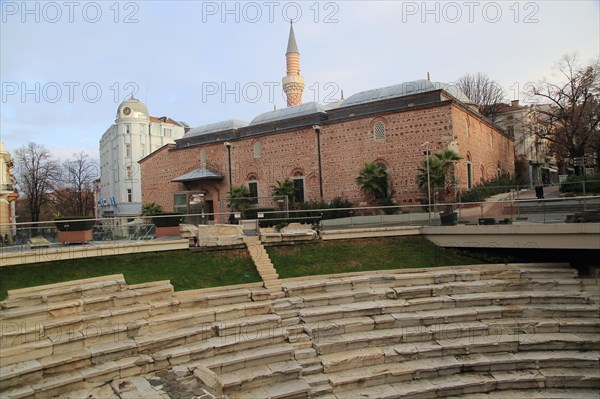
282;22;304;107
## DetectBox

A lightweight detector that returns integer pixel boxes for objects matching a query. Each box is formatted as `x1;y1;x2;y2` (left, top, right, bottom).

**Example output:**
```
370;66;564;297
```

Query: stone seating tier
1;263;598;399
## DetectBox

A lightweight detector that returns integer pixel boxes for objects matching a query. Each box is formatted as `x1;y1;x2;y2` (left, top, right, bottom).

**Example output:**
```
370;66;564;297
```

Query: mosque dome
184;119;249;138
250;102;326;126
341;79;473;107
116;97;148;119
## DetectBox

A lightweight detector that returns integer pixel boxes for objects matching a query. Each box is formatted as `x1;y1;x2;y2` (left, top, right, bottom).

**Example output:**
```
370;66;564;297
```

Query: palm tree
356;162;390;201
271;178;296;202
416;150;462;204
141;202;163;216
228;184;252;213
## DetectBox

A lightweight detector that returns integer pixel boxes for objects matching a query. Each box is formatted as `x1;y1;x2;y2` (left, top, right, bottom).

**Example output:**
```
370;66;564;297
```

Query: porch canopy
171;167;224;183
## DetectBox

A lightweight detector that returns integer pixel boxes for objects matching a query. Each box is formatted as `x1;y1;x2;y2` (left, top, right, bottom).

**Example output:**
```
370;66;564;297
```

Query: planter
155;225;181;238
57;230;92;244
151;213;183;228
440;211;458;226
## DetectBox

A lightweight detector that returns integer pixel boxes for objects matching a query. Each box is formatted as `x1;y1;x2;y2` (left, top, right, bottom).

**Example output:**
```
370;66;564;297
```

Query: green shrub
559;174;600;194
54;217;94;231
459;173;522;203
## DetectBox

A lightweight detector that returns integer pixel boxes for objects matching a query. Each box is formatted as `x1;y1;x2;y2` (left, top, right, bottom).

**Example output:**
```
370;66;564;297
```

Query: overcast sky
1;0;599;160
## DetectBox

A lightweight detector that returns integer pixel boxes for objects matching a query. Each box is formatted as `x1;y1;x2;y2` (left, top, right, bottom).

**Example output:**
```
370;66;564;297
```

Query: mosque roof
184;119;248;138
341;79;472;107
171;167;224;183
250;102;326;126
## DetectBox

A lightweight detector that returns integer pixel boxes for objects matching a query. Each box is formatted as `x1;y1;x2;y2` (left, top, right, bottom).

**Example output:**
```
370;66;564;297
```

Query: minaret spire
282;21;304;107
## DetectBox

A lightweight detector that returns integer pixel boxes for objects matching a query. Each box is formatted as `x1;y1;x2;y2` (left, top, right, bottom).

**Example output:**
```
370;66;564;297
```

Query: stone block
194;365;223;397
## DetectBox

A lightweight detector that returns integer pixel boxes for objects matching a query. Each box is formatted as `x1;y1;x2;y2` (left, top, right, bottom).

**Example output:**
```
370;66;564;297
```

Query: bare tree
15;142;61;223
530;54;600;174
456;72;506;120
56;152;99;216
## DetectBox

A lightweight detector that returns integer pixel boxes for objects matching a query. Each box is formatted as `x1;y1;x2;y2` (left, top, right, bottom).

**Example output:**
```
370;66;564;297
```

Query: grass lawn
267;236;489;278
0;249;261;300
1;237;491;301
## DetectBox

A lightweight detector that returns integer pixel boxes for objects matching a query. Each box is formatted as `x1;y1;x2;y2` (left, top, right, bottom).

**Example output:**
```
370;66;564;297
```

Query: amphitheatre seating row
0;263;598;398
1;276;300;398
271;263;599;398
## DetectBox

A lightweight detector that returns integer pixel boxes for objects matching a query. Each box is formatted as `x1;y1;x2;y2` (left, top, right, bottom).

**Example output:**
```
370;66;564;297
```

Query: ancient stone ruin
1;263;599;398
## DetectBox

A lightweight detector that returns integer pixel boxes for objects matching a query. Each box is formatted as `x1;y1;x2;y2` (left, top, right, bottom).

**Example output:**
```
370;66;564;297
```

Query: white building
494;100;557;186
98;98;186;217
0;141;17;243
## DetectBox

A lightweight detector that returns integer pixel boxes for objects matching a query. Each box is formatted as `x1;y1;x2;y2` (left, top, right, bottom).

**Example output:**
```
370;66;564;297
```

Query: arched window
253;141;262;159
293;171;305;203
466;153;473;190
373;121;386;141
247;175;258;204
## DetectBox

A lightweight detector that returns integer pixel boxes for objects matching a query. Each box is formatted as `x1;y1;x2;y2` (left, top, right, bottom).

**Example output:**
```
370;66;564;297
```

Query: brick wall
140;101;514;214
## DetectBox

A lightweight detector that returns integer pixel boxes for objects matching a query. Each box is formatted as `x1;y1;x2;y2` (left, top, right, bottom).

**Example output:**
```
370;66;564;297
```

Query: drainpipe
313;125;324;199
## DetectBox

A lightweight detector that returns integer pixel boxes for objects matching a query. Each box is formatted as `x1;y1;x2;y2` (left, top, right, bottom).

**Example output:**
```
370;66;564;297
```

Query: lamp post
224;141;232;190
422;142;432;225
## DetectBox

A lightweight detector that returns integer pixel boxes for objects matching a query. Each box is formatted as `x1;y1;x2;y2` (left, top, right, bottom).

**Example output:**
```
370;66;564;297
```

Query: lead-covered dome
341;79;472;107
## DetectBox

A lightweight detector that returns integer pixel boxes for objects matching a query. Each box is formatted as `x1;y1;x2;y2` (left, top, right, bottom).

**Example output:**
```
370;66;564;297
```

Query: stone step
134;324;216;355
0;274;127;309
0;286;164;325
330;367;597;398
229;378;311;399
327;361;414;391
445;388;600;399
458;351;600;373
220;360;303;393
0;318;147;367
299;300;409;323
485;317;600;335
392;279;529;300
152;329;288;369
282;270;484;298
517;332;600;352
176;288;256;309
519;303;599;318
433;332;600;356
188;342;295;374
313;321;489;355
520;268;578;280
304;316;375;338
215;313;282;337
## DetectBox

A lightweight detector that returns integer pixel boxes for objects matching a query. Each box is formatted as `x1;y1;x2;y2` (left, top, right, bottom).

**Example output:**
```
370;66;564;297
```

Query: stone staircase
244;235;283;295
1;263;598;398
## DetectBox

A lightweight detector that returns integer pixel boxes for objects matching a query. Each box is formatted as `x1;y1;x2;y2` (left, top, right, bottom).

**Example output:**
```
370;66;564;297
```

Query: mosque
138;23;514;219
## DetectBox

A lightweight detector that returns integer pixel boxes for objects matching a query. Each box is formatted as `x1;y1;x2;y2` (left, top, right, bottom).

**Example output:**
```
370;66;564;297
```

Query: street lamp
224;141;232;189
422;142;432;225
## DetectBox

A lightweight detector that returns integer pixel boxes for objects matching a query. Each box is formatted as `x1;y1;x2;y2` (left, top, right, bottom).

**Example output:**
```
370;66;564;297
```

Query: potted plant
54;216;94;244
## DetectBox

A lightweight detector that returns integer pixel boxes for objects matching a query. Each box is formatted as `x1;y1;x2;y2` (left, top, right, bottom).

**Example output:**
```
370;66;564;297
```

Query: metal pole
425;143;432;225
582;156;587;211
224;142;232;189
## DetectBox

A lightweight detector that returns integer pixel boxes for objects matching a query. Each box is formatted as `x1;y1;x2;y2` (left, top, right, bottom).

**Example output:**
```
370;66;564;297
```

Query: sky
1;0;599;162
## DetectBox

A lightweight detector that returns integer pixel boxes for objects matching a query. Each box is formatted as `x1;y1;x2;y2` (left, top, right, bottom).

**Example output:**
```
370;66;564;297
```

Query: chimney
511;100;519;107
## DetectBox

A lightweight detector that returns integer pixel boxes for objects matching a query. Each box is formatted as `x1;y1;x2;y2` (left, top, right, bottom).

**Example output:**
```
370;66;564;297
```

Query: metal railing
1;195;599;257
